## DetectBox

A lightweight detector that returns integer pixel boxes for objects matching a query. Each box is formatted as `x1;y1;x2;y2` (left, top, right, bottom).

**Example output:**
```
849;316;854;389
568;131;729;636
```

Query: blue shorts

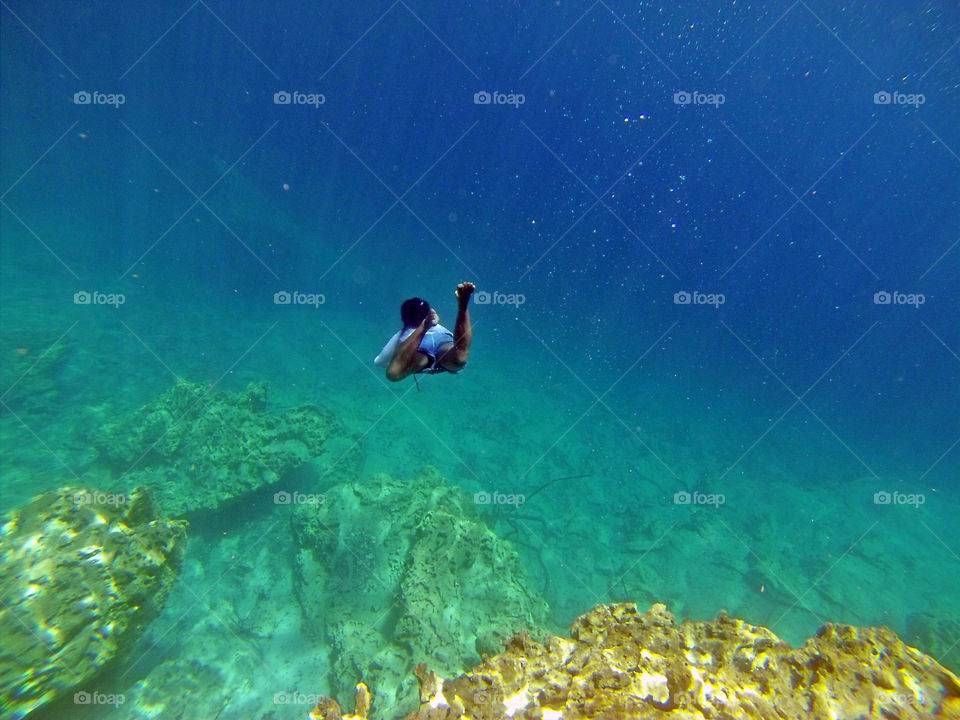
400;325;457;374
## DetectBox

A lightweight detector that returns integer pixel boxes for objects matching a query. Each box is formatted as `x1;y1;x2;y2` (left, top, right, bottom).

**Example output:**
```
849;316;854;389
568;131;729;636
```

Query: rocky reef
292;467;551;720
96;379;348;515
0;486;187;719
0;331;73;415
311;602;960;720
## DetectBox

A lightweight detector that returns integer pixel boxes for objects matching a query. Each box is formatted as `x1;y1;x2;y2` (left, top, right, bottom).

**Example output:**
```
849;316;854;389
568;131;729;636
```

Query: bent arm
386;321;429;381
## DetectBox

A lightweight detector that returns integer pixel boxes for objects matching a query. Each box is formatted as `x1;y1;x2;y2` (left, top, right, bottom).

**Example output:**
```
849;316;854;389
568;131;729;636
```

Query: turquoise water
2;2;959;719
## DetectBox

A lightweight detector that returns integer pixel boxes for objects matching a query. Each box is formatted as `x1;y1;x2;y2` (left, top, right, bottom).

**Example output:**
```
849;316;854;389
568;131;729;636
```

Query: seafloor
2;295;957;719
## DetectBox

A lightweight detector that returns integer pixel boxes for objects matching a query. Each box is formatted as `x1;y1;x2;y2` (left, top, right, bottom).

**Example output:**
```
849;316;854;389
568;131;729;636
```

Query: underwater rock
96;379;350;515
309;683;372;720
120;657;230;719
0;330;73;412
291;467;551;720
311;602;960;720
0;486;187;720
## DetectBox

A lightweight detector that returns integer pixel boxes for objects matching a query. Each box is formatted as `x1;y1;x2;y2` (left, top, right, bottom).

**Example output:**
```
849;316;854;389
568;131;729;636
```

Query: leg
437;282;474;372
386;350;430;381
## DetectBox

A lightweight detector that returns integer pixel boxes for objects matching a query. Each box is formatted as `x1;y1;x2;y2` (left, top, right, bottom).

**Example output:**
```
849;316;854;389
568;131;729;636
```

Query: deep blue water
2;2;959;719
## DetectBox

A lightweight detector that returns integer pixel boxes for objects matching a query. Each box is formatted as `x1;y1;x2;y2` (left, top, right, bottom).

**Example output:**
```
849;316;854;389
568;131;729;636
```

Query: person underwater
374;282;475;381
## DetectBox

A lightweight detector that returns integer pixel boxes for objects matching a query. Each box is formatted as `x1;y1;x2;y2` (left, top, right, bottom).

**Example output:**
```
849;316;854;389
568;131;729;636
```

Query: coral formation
96;379;348;515
0;486;187;719
292;467;551;720
311;602;960;720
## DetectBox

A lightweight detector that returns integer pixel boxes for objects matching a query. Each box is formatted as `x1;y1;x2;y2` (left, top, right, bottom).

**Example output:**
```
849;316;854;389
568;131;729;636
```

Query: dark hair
400;297;431;328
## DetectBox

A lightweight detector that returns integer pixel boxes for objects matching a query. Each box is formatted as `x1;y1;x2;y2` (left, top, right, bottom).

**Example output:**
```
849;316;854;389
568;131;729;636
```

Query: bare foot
455;282;475;307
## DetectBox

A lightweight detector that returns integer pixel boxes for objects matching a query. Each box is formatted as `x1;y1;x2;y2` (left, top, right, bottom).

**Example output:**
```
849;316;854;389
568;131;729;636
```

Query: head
400;297;431;329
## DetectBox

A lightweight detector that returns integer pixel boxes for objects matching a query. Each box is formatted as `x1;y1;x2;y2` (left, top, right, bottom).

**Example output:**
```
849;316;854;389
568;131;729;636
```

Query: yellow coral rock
311;682;372;720
322;603;960;719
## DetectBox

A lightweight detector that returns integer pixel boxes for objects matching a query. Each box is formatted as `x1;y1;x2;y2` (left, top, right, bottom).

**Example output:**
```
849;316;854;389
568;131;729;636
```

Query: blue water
2;2;958;719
